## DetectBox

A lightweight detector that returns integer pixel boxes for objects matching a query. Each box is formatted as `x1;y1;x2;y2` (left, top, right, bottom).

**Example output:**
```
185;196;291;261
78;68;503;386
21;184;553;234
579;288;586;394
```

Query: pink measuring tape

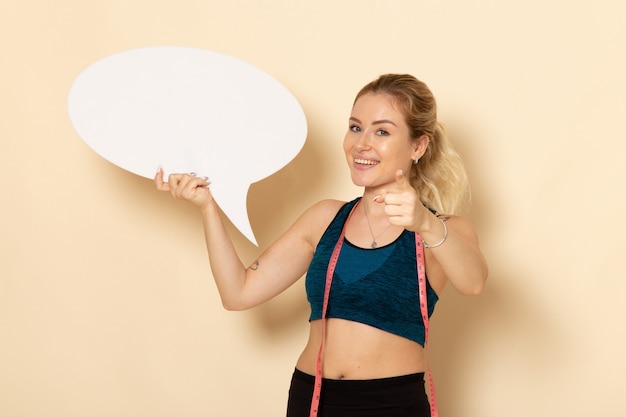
309;201;438;417
415;235;438;417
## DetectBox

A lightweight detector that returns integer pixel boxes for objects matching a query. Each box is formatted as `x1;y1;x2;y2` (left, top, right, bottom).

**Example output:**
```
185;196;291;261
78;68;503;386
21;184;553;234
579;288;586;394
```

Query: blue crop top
305;197;439;346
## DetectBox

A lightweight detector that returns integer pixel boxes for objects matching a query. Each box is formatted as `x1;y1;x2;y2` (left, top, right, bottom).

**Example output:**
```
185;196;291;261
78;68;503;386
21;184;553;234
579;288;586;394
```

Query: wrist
420;215;448;249
200;198;218;214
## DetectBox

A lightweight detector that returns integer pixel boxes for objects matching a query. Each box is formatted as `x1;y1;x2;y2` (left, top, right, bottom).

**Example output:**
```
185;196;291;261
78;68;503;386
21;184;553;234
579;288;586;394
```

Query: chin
350;173;368;187
351;177;377;189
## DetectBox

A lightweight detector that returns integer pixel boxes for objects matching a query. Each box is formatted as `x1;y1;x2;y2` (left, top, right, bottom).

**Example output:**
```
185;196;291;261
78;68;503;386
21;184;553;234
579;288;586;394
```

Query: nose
354;129;371;150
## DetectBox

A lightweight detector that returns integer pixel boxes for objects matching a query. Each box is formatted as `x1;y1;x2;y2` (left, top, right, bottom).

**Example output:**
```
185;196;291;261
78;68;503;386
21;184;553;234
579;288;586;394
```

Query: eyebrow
349;116;397;127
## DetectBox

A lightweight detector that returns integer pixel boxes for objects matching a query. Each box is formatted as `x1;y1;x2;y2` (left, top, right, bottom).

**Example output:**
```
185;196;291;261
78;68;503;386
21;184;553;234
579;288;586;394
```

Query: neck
360;193;385;217
359;198;394;248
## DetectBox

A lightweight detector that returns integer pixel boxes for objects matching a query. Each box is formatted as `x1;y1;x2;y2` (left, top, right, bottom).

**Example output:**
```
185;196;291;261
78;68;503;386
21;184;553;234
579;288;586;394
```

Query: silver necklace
362;202;392;248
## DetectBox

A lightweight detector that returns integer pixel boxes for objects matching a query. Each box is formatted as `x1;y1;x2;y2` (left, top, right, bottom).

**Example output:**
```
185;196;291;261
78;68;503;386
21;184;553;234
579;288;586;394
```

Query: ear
411;134;430;160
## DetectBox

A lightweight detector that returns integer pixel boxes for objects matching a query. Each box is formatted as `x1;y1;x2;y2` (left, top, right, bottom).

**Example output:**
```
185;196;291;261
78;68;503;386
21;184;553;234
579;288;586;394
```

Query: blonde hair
355;74;470;215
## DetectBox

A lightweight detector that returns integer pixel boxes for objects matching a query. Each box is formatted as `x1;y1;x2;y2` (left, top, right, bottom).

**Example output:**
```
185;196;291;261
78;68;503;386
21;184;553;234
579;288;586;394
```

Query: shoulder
294;199;348;247
263;199;348;263
309;198;348;214
299;199;347;227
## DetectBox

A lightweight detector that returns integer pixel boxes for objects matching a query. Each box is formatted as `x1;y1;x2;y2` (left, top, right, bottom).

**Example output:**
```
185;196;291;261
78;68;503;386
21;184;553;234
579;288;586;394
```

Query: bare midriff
295;318;426;380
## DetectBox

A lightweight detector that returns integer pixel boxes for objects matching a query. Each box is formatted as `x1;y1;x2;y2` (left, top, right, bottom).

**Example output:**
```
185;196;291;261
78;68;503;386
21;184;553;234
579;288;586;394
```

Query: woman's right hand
154;167;213;209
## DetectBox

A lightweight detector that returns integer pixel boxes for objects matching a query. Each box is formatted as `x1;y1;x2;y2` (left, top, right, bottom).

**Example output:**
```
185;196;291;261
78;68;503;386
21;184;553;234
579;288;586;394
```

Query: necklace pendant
371;241;377;249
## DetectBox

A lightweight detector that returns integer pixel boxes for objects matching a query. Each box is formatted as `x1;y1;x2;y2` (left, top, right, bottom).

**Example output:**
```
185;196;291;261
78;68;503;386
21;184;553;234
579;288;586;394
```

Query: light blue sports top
305;197;438;346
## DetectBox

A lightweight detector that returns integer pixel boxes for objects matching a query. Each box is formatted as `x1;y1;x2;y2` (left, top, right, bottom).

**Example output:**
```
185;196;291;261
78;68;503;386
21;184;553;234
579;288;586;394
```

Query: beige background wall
2;1;625;416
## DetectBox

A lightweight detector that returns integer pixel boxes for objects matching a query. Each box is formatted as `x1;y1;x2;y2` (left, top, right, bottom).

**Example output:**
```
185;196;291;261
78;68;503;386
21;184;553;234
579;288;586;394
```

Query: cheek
342;134;352;153
377;142;396;158
387;142;413;165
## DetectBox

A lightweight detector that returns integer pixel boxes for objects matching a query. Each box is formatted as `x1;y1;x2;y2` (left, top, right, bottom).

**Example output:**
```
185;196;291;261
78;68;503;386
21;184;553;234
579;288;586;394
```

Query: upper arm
233;199;344;309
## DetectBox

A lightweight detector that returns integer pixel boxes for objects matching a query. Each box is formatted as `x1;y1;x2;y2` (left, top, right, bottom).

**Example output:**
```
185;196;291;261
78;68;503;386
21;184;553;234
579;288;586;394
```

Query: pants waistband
292;368;424;391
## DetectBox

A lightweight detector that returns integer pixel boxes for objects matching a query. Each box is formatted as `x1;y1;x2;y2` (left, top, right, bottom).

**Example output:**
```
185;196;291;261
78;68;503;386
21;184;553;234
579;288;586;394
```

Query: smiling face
343;93;426;190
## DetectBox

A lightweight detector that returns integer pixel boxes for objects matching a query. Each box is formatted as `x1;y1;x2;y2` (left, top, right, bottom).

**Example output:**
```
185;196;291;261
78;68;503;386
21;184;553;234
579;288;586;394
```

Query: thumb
155;166;171;191
395;169;409;188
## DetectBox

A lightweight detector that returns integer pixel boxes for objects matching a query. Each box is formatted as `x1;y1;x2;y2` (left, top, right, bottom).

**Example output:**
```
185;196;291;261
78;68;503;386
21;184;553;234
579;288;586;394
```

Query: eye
376;129;390;136
349;124;361;132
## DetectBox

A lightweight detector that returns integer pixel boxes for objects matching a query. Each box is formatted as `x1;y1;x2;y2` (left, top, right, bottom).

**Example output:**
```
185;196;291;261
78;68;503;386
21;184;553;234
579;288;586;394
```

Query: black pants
286;369;431;417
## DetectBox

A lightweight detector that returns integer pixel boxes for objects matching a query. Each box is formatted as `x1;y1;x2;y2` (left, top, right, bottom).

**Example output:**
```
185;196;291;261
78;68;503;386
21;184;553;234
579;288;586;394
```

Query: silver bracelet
422;217;448;249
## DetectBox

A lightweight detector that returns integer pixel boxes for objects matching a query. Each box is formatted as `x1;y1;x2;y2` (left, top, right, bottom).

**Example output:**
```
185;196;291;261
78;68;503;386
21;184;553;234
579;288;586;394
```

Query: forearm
420;215;488;295
200;201;249;310
155;169;270;309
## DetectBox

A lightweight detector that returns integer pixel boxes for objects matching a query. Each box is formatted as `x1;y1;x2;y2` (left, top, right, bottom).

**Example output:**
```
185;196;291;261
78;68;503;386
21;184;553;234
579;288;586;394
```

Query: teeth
355;158;378;165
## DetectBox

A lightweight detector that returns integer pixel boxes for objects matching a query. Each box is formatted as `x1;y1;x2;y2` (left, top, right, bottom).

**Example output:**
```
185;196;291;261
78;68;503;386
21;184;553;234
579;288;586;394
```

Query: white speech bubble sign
68;47;307;245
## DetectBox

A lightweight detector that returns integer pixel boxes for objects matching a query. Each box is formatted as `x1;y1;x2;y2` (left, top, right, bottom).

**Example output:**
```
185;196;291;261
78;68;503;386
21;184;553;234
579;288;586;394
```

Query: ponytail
410;122;470;215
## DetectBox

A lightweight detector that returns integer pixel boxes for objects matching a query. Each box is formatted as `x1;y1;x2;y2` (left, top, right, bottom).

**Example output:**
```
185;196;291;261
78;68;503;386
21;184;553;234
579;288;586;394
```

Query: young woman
155;74;488;417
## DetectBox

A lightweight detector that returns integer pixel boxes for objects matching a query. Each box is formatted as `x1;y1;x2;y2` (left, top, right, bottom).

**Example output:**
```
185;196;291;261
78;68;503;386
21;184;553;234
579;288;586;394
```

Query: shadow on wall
247;120;337;249
429;263;565;416
428;118;565;416
245;121;340;338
